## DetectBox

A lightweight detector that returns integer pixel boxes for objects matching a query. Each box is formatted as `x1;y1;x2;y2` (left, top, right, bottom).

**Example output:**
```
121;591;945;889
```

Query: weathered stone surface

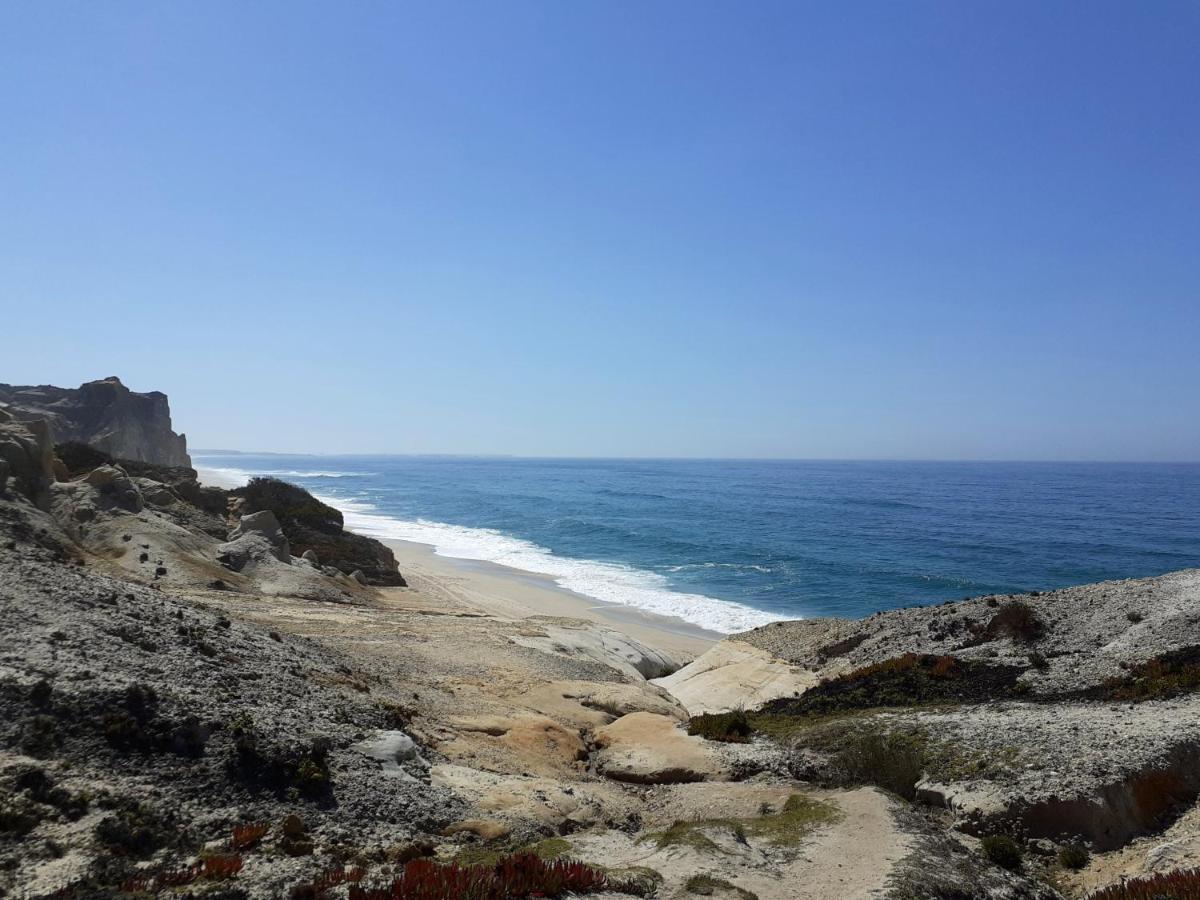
654;640;817;716
229;477;406;586
228;509;290;562
593;712;727;784
0;415;57;498
510;619;679;681
0;376;190;466
442;819;512;842
302;548;320;565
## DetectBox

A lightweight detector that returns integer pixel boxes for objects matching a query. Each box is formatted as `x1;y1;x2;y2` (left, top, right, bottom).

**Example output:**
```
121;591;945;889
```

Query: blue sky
2;2;1197;460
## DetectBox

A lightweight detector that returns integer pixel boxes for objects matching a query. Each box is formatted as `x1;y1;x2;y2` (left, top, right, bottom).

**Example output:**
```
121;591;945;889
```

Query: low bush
684;873;758;898
1102;646;1200;701
1058;843;1090;870
981;834;1022;871
758;653;1025;720
1085;866;1200;899
688;708;752;743
94;802;176;857
833;731;926;800
228;715;333;799
345;854;613;900
231;821;269;851
978;602;1045;644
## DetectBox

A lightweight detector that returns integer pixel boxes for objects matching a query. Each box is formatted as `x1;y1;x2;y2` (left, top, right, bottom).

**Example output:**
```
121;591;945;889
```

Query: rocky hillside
658;574;1200;894
0;377;190;467
3;377;1199;899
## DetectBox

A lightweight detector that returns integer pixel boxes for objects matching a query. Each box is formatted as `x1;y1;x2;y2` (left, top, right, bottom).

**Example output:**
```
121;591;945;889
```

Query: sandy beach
197;465;718;660
384;538;718;660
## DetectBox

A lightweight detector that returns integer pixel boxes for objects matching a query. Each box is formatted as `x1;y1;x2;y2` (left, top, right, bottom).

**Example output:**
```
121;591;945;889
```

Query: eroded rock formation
0;376;190;467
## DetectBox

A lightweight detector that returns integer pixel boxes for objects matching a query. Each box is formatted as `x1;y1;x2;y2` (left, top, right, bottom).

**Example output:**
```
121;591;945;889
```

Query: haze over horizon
3;2;1198;461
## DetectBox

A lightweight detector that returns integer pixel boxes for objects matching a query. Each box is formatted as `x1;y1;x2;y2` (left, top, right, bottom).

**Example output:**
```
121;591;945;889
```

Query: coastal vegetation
686;707;752;742
1084;867;1200;899
640;793;841;853
758;653;1026;718
232;476;406;585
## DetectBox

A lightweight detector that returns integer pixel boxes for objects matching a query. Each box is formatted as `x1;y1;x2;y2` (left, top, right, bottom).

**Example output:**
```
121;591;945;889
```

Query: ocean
195;455;1200;634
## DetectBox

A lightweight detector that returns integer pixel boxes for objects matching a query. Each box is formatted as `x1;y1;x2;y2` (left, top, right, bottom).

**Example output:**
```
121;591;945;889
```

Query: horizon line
190;450;1200;466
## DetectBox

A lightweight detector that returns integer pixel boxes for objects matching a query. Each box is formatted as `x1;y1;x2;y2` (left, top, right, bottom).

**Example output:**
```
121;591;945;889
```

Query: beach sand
196;465;718;660
384;538;718;660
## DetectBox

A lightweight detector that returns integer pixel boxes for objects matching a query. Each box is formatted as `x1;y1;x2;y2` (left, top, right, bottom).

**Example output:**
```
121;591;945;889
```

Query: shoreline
196;465;720;659
382;537;719;660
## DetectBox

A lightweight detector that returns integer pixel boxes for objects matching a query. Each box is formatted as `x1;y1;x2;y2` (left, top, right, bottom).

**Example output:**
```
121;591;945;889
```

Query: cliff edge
0;376;190;467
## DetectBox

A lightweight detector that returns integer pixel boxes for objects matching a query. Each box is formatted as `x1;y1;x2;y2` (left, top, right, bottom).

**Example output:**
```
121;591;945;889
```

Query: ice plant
231;821;269;851
1086;867;1200;899
346;854;609;900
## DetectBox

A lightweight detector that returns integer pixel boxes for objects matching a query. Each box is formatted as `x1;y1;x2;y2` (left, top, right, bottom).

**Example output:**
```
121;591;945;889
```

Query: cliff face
0;376;190;467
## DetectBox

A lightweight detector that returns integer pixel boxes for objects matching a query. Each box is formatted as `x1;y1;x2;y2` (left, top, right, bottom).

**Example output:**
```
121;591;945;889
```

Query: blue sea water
195;455;1200;634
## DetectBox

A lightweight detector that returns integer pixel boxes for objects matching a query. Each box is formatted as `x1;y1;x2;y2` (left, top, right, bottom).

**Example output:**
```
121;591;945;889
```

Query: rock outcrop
229;477;406;586
0;376;190;467
593;711;727;784
0;409;58;498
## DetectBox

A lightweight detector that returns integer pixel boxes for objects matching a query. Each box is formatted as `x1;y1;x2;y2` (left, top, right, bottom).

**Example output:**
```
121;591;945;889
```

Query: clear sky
2;2;1197;460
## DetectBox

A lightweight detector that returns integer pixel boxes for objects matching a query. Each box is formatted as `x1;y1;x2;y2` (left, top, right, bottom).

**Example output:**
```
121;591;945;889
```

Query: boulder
228;477;406;585
133;477;177;507
0;417;58;499
510;620;679;681
593;712;727;785
301;549;320;566
81;465;144;513
227;510;290;562
653;640;817;716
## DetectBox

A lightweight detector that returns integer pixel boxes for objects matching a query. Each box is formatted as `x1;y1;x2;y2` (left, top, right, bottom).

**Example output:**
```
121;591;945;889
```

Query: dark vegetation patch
122;853;244;893
684;873;759;898
640;794;840;852
343;854;618;900
232;477;405;585
980;835;1022;871
227;713;333;801
829;730;926;800
965;601;1045;645
1100;646;1200;702
817;632;867;661
759;654;1025;720
688;708;752;743
94;798;182;857
54;441;111;477
1058;843;1089;870
1085;866;1200;899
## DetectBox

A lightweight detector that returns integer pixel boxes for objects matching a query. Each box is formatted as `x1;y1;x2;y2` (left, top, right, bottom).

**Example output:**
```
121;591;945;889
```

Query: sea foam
319;494;787;635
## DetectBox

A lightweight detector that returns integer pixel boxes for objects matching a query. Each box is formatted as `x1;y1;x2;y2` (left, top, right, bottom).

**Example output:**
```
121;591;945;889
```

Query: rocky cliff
0;376;190;467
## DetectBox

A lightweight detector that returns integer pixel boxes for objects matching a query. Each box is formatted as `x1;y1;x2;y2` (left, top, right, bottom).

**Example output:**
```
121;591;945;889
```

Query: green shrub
981;834;1022;871
685;874;758;898
688;708;752;743
1058;843;1089;870
1103;646;1200;701
94;802;175;857
758;653;1025;721
833;730;926;800
980;602;1045;643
